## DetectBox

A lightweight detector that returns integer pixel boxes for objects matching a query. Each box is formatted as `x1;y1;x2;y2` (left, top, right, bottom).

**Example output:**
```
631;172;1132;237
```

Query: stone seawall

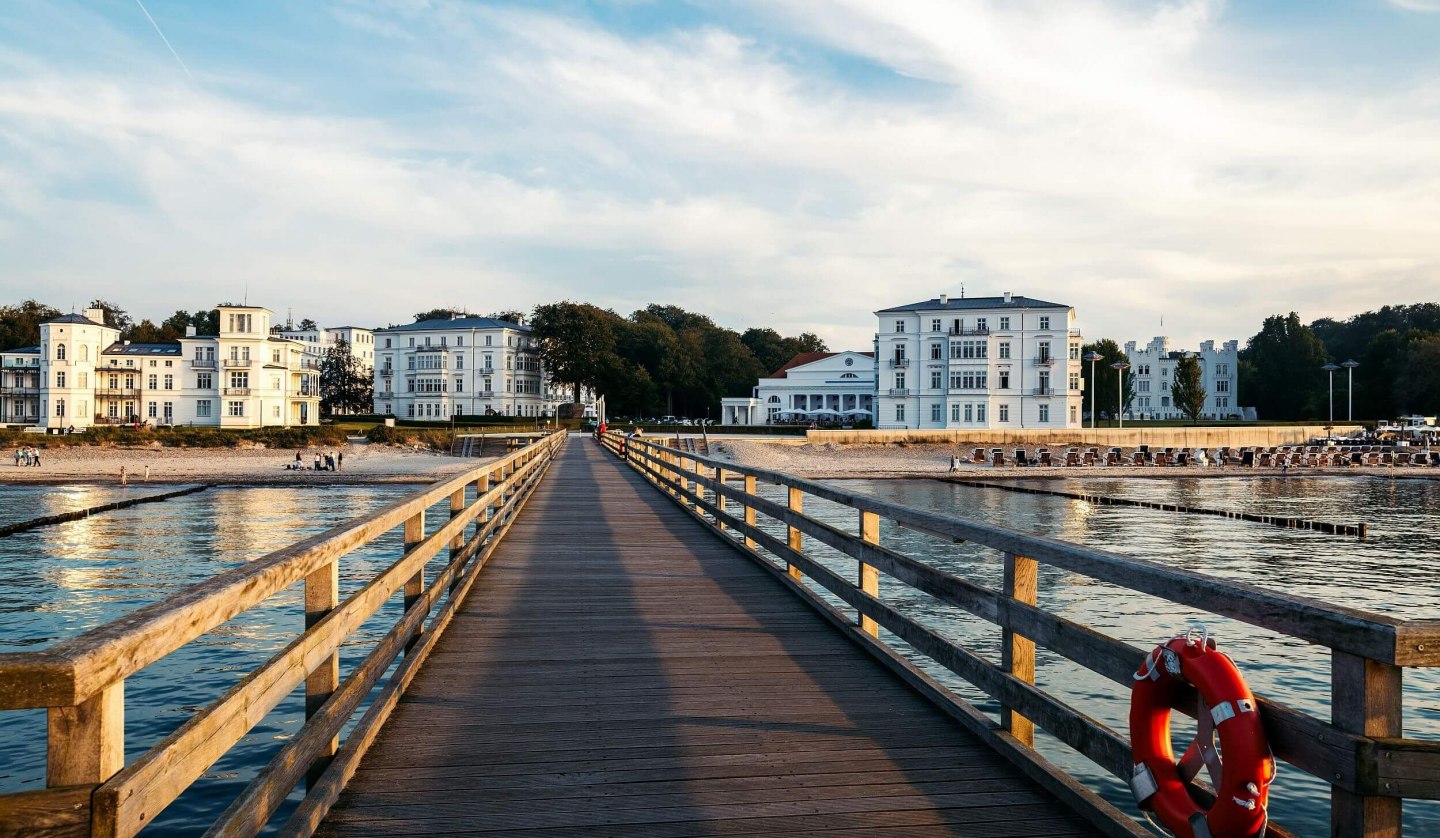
806;425;1361;448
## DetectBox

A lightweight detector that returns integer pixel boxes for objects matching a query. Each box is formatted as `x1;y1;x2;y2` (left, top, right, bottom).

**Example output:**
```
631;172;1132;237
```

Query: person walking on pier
337;450;344;471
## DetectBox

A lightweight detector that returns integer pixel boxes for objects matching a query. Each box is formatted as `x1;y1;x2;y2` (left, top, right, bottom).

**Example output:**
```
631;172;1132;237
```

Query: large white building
720;351;875;426
1123;337;1244;420
874;292;1085;429
372;315;574;420
2;305;320;430
276;324;376;371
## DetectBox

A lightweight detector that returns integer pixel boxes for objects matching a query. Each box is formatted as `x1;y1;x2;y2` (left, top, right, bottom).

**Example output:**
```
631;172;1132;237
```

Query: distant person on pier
337;451;344;471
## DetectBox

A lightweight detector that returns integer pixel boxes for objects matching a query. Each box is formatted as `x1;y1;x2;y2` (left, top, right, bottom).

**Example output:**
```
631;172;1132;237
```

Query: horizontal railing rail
600;430;1440;837
0;431;567;837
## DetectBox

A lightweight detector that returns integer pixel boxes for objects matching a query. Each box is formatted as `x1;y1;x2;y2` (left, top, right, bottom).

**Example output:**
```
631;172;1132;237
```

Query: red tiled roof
768;351;873;379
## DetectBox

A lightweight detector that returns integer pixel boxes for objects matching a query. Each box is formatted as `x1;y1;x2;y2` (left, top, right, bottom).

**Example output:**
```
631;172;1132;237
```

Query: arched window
79;345;89;361
767;395;780;403
56;344;66;361
840;373;858;379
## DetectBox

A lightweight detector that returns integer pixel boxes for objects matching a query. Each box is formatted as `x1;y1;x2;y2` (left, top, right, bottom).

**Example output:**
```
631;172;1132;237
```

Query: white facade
373;316;574;420
1;346;42;426
24;306;319;430
276;325;376;371
1124;337;1242;420
720;351;875;426
874;293;1084;430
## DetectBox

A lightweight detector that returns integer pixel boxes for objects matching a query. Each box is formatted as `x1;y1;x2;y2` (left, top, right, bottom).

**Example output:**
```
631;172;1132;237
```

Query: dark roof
102;342;181;356
379;317;529;333
768;351;874;379
45;313;104;326
3;345;40;354
876;295;1069;313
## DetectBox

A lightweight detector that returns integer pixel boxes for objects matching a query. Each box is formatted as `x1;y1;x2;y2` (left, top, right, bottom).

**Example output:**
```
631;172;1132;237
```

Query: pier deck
317;442;1100;836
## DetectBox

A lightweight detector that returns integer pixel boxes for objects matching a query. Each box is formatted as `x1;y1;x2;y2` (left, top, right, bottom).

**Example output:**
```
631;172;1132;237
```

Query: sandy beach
0;442;488;485
708;438;1440;481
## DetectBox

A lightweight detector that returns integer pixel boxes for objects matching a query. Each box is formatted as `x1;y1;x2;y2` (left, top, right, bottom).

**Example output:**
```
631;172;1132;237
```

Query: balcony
0;385;39;395
887;359;910;369
477;391;496;398
191;359;217;369
888;388;910;397
96;388;139;397
222;359;252;369
948;327;991;336
1032;387;1055;396
222;387;251;396
1069;328;1083;337
1033;356;1055;366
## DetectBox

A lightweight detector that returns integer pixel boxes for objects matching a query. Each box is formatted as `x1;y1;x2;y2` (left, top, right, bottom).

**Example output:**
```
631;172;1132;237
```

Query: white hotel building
372;316;572;420
1123;337;1244;420
875;293;1085;430
277;324;377;372
719;351;875;426
1;305;319;430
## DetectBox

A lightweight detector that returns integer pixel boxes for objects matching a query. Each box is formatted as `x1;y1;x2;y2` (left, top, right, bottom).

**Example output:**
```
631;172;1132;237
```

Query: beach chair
1106;448;1121;466
1038;449;1052;467
991;449;1005;467
1066;449;1081;467
972;447;986;464
1131;451;1146;466
1014;448;1029;467
1176;451;1189;466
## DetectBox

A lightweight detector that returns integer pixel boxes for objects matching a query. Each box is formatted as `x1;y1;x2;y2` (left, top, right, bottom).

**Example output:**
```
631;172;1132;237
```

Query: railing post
716;467;728;531
474;472;491;543
743;475;757;548
786;487;804;583
858;511;880;638
449;488;465;560
1001;552;1037;746
403;510;426;653
1332;652;1402;837
303;559;339;786
47;680;124;787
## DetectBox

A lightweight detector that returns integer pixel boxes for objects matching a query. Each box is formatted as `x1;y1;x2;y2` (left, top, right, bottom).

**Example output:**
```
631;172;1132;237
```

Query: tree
0;300;61;350
487;310;525;325
125;320;168;343
161;310;196;340
529;302;624;403
413;308;471;323
1171;353;1206;423
298;318;318;331
89;300;132;333
319;339;374;416
192;309;219;336
1243;312;1330;420
1392;335;1440;416
740;328;829;374
1079;339;1132;422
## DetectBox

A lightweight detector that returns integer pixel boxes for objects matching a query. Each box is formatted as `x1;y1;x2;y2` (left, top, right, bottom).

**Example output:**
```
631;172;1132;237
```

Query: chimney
938;293;948;306
1003;291;1012;304
85;307;105;324
186;326;197;337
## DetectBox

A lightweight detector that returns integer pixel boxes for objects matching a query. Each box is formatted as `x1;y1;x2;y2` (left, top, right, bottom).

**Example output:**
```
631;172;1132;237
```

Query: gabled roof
877;295;1069;313
45;313;104;326
379;317;529;333
768;351;874;379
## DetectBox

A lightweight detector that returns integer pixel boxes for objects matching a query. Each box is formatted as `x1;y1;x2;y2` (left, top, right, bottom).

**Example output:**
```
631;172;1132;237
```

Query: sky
1;0;1438;351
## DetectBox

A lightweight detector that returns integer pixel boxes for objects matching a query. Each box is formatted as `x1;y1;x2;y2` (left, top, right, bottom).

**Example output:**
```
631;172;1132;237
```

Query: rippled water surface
2;475;1437;835
744;474;1440;835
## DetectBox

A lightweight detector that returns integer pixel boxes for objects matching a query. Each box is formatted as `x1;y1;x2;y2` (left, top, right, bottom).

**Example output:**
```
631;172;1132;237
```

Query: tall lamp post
1110;361;1129;429
1322;363;1340;428
1341;359;1359;422
1083;351;1103;429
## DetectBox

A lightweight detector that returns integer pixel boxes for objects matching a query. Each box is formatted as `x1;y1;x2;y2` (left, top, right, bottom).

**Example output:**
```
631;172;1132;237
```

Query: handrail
0;431;567;837
600;430;1440;837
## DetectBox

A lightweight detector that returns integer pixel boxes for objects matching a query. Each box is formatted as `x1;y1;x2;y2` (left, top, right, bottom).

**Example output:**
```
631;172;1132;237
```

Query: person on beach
324;453;335;471
295;451;303;468
948;455;960;474
313;452;322;471
120;465;127;485
13;448;20;467
31;448;40;468
337;451;343;471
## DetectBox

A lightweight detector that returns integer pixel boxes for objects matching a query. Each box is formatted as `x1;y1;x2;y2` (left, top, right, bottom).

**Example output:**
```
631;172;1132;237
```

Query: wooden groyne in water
942;479;1368;537
0;485;209;537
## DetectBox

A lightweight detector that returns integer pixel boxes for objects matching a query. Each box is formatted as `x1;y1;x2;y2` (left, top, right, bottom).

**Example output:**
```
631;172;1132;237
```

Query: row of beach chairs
968;445;1440;468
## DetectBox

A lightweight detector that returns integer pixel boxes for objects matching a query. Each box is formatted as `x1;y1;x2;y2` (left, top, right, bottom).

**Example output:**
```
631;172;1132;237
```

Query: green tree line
530;301;825;418
0;299;220;349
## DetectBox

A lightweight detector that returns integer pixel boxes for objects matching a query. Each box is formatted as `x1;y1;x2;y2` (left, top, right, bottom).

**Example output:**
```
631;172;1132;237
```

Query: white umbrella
842;408;872;415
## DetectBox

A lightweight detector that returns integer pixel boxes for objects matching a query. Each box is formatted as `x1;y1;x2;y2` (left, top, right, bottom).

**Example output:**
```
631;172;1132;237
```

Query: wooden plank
1001;553;1037;747
1332;652;1403;837
304;560;340;788
47;680;123;787
858;510;880;638
0;784;93;838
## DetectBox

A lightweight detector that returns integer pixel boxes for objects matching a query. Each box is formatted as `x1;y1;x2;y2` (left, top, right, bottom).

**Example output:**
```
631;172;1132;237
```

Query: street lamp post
1083;351;1103;429
1110;361;1129;429
1341;359;1359;422
1322;363;1340;428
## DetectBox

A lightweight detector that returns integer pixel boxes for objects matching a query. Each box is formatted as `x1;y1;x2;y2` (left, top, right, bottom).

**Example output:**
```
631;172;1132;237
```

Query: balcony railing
1069;328;1083;336
887;359;910;369
1033;356;1054;366
223;387;251;396
887;388;910;397
948;327;991;336
96;388;139;397
379;367;394;377
1032;387;1055;396
222;359;252;369
0;385;39;395
191;359;217;369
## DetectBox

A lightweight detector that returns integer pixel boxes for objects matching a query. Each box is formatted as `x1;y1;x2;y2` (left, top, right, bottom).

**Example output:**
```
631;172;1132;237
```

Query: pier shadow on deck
316;440;1102;837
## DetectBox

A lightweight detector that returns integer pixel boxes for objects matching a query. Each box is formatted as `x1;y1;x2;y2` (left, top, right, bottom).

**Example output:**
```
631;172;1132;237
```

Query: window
894;372;905;389
951;403;961;422
964;403;974;423
455;355;464;370
931;319;941;332
198;373;212;389
454;377;464;393
406;404;415;418
272;350;281;364
895;320;906;333
457;337;464;347
840;373;858;379
1038;341;1052;362
485;335;493;346
1070;343;1080;360
165;360;172;367
77;372;87;388
999;317;1010;330
147;402;158;418
977;318;987;331
1039;316;1051;330
998;342;1011;359
56;344;66;360
998;403;1009;422
1161;396;1171;407
930;370;942;389
197;400;211;417
1162;367;1169;377
1216;380;1230;393
1070;405;1078;423
148;374;157;389
1217;363;1229;375
1138;380;1151;392
1069;373;1080;391
56;371;66;388
931;403;942;422
998;371;1010;389
949;370;987;389
229;372;249;389
1161;382;1170;393
385;338;392;348
895;404;906;422
228;401;244;417
55;398;65;417
163;374;174;390
977;404;987;423
930;343;943;360
1039;404;1050;422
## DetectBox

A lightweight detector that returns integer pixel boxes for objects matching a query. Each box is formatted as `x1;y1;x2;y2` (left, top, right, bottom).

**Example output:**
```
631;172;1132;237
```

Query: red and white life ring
1130;629;1275;838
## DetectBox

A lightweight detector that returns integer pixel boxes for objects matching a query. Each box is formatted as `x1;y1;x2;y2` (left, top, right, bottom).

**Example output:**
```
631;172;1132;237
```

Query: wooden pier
314;441;1098;836
2;430;1440;837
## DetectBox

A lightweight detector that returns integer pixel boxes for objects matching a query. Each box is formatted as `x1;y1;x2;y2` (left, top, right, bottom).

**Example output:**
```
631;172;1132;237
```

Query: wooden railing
601;430;1440;837
0;430;567;837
